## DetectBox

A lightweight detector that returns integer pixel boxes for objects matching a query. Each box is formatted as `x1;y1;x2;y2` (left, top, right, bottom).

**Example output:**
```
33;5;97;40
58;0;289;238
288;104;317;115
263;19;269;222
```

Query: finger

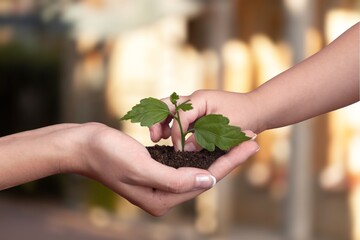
150;116;172;142
170;96;206;151
162;167;216;193
208;136;259;182
243;130;258;140
149;123;163;142
144;187;205;216
167;97;190;150
149;96;179;142
170;111;190;151
183;135;203;152
124;154;216;194
114;181;204;216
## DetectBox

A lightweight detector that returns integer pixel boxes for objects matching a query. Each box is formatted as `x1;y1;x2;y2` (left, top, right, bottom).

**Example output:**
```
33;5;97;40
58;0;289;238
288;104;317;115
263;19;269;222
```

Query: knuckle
192;89;203;96
166;178;184;194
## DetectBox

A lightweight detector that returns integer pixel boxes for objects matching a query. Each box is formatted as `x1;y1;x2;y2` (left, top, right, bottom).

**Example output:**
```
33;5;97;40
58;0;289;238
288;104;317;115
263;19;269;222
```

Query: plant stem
174;105;186;151
174;117;186;151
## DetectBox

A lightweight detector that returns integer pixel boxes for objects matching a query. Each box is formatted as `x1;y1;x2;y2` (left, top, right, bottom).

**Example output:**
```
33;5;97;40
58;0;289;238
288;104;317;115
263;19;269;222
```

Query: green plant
121;92;250;152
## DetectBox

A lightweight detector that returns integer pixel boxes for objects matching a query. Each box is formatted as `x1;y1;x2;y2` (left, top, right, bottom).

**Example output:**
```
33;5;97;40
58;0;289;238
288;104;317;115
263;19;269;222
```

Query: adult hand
0;122;258;216
68;123;259;216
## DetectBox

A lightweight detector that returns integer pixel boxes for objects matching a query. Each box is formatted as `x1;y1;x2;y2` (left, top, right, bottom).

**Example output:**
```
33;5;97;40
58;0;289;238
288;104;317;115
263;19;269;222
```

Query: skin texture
150;22;359;152
0;122;259;216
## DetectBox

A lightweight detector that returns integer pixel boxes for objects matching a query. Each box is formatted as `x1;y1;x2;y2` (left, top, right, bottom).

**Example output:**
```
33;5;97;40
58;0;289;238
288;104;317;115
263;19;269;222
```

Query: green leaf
121;97;170;127
177;100;193;112
194;114;251;151
170;92;179;105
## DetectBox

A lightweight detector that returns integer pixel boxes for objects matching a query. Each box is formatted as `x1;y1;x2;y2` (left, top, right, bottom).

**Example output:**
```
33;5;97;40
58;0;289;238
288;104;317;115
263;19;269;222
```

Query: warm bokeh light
1;1;360;239
324;8;360;240
284;0;308;15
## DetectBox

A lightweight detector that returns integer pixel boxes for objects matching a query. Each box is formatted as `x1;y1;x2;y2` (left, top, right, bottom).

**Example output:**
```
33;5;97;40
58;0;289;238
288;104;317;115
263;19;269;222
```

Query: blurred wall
0;0;359;239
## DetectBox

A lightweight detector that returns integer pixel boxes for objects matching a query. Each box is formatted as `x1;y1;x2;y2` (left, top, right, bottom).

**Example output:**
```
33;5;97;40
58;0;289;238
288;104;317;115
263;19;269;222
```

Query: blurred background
0;0;359;239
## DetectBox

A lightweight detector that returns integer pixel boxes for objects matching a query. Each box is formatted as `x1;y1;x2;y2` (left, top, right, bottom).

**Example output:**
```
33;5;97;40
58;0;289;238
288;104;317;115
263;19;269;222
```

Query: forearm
250;22;359;132
0;124;80;190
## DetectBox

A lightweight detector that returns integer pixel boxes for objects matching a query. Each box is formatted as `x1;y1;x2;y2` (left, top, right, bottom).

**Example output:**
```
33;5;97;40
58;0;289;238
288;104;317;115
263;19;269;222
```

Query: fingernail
251;134;257;140
195;174;217;189
184;142;196;152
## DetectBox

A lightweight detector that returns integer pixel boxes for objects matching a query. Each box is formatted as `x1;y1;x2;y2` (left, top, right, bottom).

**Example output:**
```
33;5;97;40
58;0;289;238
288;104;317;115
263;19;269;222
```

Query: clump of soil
146;145;226;169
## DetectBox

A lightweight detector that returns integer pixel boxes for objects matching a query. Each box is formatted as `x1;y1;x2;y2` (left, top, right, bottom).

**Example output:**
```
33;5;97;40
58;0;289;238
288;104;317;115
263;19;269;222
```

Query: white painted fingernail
251;134;257;140
195;174;217;189
210;175;217;187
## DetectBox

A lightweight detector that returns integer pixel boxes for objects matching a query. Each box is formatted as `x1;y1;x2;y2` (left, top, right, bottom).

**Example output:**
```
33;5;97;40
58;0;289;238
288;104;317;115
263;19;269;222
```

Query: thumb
162;167;217;193
127;159;216;193
208;133;259;181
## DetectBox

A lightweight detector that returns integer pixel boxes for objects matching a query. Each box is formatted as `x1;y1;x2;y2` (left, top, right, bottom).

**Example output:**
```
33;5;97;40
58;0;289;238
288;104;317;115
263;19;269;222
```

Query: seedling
121;92;250;152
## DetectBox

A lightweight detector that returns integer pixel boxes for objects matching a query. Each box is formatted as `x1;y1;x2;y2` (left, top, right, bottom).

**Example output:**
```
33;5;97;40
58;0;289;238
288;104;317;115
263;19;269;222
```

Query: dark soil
146;145;226;169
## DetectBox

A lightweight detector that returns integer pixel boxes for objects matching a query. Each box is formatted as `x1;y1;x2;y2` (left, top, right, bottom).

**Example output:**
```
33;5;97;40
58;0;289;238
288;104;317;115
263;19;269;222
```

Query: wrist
244;91;267;133
57;124;92;175
60;123;107;177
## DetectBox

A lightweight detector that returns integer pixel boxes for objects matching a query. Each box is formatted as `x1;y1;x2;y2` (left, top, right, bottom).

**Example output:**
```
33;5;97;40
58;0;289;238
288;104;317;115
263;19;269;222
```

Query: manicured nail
195;174;217;189
251;134;257;140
